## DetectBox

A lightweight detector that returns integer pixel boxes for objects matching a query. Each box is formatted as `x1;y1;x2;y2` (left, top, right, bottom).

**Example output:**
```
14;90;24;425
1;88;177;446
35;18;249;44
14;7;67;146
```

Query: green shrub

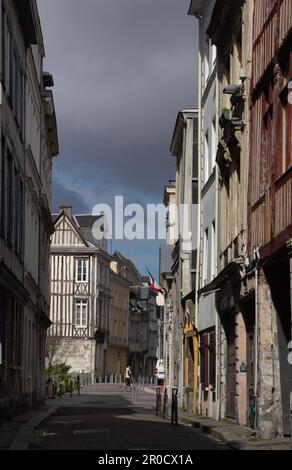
45;363;72;385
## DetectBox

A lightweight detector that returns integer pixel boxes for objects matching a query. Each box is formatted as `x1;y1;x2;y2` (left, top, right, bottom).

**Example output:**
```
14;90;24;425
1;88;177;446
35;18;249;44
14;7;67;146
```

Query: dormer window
75;257;89;282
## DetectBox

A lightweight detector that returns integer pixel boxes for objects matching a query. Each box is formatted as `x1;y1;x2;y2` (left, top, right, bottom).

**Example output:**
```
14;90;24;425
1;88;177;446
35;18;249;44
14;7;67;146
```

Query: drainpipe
215;303;221;420
192;327;199;415
178;113;188;409
254;247;260;436
192;13;202;417
213;58;220;420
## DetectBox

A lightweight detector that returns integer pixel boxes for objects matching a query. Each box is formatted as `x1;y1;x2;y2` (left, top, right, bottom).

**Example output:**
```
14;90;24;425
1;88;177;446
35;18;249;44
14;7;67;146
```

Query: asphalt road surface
29;384;228;451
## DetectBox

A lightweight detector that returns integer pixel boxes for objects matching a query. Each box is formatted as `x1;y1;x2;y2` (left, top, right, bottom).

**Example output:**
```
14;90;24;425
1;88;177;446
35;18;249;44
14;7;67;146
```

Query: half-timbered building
247;0;292;438
49;205;111;383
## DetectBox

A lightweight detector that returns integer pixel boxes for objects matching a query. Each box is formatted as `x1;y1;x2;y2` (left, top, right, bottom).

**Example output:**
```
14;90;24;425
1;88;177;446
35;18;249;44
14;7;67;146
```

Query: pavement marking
73;428;111;435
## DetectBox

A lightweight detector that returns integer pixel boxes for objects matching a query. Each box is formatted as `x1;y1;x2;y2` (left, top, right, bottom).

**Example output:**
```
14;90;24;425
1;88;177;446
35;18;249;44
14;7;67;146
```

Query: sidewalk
0;406;55;450
179;413;292;450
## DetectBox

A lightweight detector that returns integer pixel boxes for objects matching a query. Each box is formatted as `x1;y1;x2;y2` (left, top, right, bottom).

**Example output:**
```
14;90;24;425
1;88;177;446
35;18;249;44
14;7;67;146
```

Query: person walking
123;365;132;390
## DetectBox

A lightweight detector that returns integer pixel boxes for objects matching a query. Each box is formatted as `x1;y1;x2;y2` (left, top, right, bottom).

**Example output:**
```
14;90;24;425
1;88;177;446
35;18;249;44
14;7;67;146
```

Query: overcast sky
38;0;198;279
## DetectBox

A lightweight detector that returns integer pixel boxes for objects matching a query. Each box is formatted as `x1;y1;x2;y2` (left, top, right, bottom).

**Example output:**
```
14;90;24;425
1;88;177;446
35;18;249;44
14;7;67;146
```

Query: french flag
146;267;166;296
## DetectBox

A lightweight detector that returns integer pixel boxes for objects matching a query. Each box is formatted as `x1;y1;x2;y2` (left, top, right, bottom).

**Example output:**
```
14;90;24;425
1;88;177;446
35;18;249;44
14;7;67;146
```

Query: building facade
189;0;219;419
49;206;111;383
107;260;130;380
113;251;159;382
160;181;176;392
0;0;58;416
169;109;199;411
202;0;254;427
247;0;292;438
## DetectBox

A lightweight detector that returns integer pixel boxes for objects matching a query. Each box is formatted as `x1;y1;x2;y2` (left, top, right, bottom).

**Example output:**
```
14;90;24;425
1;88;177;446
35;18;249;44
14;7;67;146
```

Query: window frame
199;329;216;389
75;257;89;283
74;299;88;328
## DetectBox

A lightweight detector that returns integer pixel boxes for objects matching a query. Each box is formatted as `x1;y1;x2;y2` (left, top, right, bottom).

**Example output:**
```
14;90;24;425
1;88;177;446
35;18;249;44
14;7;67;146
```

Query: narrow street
29;385;227;451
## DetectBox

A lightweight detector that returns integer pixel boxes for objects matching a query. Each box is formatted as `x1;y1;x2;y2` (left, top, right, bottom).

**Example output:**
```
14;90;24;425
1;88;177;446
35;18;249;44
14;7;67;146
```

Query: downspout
214;71;221;421
192;327;199;415
179;115;187;409
254;247;260;437
193;12;202;417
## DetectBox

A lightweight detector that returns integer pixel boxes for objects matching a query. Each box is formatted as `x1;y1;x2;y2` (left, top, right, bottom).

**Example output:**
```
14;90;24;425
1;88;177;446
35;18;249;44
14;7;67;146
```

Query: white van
155;359;165;384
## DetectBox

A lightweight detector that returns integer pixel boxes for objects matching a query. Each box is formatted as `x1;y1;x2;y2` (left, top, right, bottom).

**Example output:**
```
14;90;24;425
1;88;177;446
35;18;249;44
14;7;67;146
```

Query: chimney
59;203;73;218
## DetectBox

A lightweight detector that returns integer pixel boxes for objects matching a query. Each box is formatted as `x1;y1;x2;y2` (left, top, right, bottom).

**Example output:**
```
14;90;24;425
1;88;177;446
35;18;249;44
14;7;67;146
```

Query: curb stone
179;416;246;450
9;406;58;450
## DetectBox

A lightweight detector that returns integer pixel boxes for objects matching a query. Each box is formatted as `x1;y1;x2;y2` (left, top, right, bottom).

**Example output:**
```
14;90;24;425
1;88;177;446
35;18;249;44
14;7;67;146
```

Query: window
279;83;292;175
204;39;210;84
200;329;216;389
74;300;88;328
14;166;19;253
211;221;216;279
2;13;24;134
204;131;209;184
192;118;198;179
75;257;89;282
19;179;24;258
6;150;13;244
209;332;216;388
211;118;216;170
203;228;209;285
210;43;216;70
1;10;6;83
0;138;5;234
192;180;198;205
97;295;103;327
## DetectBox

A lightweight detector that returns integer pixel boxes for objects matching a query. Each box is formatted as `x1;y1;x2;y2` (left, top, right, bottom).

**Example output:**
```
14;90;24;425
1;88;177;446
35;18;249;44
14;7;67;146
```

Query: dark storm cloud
38;0;198;210
38;0;198;278
52;175;89;214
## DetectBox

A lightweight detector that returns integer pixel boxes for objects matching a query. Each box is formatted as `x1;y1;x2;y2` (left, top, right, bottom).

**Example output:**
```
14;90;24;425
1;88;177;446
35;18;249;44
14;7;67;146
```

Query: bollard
131;383;138;401
171;387;178;425
162;388;168;420
76;375;80;396
156;387;161;417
